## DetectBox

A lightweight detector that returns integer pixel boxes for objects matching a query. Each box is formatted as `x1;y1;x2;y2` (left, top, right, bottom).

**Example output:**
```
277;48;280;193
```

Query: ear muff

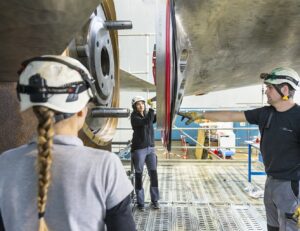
282;95;289;101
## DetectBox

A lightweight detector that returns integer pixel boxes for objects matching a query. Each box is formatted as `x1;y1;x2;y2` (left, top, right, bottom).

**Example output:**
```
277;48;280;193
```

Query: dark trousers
132;147;159;205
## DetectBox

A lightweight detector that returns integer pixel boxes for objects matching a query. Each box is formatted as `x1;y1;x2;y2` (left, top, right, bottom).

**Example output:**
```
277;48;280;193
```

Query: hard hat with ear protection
16;55;101;114
260;67;300;90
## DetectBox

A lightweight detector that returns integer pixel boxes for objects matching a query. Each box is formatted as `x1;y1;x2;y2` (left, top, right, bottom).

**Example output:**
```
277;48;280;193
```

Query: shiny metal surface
105;20;132;30
91;107;130;117
175;0;300;95
88;6;115;107
81;0;121;146
155;0;168;129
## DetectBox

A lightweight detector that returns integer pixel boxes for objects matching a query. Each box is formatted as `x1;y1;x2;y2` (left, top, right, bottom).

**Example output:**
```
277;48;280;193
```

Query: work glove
147;99;156;110
178;111;205;125
293;206;300;227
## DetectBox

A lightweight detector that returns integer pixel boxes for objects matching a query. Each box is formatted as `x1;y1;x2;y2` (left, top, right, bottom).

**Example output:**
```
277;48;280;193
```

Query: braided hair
33;106;55;231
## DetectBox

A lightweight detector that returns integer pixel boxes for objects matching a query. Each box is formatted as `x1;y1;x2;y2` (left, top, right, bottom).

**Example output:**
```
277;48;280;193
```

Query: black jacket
130;108;156;151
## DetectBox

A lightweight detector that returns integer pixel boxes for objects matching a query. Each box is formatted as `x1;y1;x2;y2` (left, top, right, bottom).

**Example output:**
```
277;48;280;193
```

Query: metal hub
64;0;121;146
88;7;115;107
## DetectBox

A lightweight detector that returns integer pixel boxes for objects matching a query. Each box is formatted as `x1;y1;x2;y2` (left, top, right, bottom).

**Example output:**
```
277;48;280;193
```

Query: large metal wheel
156;0;189;151
83;0;120;146
66;0;120;147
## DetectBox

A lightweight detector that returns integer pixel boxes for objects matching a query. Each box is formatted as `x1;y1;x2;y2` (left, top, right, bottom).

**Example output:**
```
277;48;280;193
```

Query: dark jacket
130;108;156;151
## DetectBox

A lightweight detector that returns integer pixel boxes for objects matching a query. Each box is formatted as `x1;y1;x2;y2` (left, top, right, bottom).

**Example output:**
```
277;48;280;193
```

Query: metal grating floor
127;161;267;231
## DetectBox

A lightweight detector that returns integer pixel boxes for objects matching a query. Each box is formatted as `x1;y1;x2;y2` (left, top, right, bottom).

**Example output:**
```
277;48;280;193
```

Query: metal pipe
175;127;258;130
116;127;258;130
175;125;203;148
130;71;149;75
208;124;211;149
91;107;130;118
105;20;132;30
119;33;155;37
146;34;150;82
155;145;249;149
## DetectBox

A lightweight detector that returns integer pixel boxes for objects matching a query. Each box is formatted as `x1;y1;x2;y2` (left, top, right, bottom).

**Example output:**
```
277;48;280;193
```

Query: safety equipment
282;95;289;101
260;67;300;90
293;206;300;227
131;96;145;107
178;111;205;125
147;99;153;107
147;98;157;110
17;55;97;114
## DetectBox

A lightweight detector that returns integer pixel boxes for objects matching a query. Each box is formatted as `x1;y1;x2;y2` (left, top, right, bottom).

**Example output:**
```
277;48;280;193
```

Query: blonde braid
33;106;55;231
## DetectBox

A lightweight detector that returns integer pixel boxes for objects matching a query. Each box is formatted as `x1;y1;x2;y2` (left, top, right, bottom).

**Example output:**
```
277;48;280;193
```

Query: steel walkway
126;161;266;231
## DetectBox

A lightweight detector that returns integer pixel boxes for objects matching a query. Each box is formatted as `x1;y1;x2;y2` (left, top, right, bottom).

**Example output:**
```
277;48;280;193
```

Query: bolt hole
101;47;110;76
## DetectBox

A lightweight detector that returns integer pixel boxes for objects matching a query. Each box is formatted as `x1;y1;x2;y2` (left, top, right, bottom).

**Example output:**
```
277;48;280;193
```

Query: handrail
116;127;258;130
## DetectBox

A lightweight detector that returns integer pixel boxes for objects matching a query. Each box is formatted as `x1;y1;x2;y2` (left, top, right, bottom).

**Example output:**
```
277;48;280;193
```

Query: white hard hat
261;67;300;90
17;55;94;113
131;96;145;106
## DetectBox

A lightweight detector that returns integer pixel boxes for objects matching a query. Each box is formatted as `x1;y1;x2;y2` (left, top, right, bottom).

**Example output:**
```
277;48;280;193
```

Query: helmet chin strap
54;113;74;123
272;84;289;101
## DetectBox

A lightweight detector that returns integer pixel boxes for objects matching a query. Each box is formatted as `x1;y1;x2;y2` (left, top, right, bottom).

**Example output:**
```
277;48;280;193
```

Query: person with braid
0;55;136;231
